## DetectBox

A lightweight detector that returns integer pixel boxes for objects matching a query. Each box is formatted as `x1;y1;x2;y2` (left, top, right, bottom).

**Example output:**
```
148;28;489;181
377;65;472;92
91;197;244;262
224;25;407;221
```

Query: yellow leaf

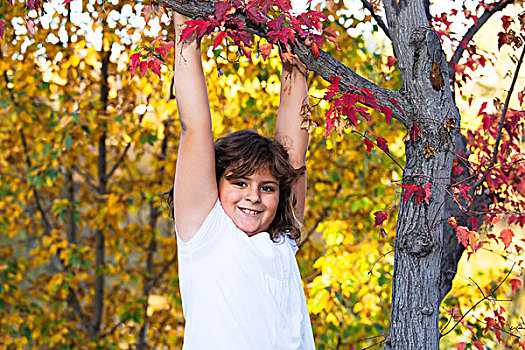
147;294;170;316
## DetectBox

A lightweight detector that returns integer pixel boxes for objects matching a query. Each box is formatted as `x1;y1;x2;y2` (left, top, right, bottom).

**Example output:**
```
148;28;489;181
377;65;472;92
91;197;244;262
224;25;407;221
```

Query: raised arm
173;12;218;242
276;60;309;224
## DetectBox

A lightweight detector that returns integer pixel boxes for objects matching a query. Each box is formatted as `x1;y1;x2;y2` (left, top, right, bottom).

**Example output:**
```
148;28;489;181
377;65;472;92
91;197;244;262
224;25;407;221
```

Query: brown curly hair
165;130;305;244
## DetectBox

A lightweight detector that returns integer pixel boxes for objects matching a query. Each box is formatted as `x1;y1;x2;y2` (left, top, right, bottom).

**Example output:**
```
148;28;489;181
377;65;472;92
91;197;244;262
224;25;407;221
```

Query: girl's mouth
240;208;262;215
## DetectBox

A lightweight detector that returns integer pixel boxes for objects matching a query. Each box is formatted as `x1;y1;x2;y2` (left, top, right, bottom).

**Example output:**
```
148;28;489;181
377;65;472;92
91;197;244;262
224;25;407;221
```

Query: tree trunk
383;1;460;348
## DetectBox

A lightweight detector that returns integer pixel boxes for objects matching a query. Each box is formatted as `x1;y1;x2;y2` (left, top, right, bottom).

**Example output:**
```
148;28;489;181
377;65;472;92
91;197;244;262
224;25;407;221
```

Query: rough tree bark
156;0;516;348
381;1;460;348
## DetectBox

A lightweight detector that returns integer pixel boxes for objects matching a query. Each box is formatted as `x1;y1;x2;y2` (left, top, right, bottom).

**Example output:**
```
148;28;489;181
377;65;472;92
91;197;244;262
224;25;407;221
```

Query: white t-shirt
176;200;316;350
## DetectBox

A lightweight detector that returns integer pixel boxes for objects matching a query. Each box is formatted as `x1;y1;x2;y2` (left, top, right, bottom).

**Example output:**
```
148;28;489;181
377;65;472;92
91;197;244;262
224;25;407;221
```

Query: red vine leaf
386;56;396;69
509;278;522;293
473;342;483;350
139;60;148;77
455;342;466;350
402;184;419;204
411;123;422;143
26;19;35;37
380;105;393;124
148;58;162;77
363;138;374;156
500;228;514;250
259;42;273;60
423;182;432;204
375;137;389;154
213;31;228;50
214;2;233;21
373;211;387;227
129;52;141;79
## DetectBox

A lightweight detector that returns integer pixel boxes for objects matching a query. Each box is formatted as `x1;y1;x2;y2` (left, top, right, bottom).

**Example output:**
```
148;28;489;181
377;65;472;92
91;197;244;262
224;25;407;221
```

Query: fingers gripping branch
156;0;405;123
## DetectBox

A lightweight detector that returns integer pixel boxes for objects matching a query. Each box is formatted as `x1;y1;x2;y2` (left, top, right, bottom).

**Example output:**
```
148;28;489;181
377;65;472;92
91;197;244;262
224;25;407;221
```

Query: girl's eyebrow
261;180;279;186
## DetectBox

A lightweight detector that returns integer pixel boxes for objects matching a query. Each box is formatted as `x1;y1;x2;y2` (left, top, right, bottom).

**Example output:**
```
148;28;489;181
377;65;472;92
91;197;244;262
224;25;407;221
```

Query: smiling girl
170;11;315;349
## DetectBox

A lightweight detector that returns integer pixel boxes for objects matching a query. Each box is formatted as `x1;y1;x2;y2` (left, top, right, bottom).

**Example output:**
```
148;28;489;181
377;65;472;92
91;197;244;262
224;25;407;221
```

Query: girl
171;11;315;349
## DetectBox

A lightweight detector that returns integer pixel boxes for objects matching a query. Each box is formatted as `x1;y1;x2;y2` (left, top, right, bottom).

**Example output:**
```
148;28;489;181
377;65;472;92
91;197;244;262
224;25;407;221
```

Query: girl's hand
279;45;308;76
173;11;190;35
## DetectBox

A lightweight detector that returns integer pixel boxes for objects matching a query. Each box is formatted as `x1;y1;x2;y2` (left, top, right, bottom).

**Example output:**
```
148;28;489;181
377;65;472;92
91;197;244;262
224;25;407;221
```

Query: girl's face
218;167;280;236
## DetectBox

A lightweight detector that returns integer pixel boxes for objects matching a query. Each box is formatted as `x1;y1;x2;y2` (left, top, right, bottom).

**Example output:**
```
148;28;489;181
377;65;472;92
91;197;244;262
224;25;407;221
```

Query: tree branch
471;42;525;191
152;0;405;123
67;289;93;336
19;129;53;234
91;48;111;335
72;165;98;191
0;171;27;182
440;263;516;337
360;0;392;40
107;97;149;180
450;0;516;69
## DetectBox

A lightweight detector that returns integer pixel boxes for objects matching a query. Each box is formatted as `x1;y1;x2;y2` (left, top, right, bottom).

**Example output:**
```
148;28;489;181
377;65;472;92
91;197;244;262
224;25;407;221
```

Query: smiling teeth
241;208;259;215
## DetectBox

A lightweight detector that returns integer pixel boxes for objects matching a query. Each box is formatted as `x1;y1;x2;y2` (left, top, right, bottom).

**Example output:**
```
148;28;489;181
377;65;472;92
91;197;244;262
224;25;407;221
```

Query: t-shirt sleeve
176;199;230;252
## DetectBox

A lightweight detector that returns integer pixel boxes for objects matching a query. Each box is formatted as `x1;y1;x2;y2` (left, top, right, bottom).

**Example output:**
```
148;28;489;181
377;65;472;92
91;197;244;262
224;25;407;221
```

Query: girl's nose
244;186;261;203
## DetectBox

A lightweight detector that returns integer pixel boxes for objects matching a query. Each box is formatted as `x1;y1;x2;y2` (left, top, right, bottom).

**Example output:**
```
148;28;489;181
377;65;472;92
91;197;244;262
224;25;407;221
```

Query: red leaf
148;58;162;77
240;43;253;62
246;6;268;24
473;341;484;350
214;2;232;21
423;182;432;204
268;16;285;30
457;184;472;200
324;76;341;100
155;47;167;59
380;105;393;124
455;342;466;350
323;27;339;49
325;116;335;137
500;229;514;250
26;19;35;37
509;278;522;293
363;138;374;155
259;42;273;60
411;123;422;142
386;55;397;69
374;211;388;227
141;5;153;22
456;226;469;247
402;184;419;204
179;25;197;43
159;41;174;57
0;20;5;40
139;60;148;77
356;106;371;122
501;15;513;31
129;52;141;79
375;137;390;154
213;31;227;50
311;41;319;59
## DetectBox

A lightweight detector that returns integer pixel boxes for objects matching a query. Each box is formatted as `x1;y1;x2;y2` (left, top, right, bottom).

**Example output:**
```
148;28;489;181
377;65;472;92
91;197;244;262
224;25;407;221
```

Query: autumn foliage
1;0;525;349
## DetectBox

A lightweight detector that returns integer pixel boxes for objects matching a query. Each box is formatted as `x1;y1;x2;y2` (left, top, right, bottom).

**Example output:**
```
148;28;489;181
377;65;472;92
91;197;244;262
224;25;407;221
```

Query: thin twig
360;0;391;40
0;171;27;182
473;315;521;339
352;130;404;170
368;249;395;275
471;44;525;191
107;97;149;180
450;0;517;68
441;262;516;337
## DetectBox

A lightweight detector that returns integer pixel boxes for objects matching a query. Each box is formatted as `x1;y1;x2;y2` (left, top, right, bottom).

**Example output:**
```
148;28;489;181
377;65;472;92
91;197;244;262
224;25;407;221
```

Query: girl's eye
260;185;275;193
232;181;247;187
